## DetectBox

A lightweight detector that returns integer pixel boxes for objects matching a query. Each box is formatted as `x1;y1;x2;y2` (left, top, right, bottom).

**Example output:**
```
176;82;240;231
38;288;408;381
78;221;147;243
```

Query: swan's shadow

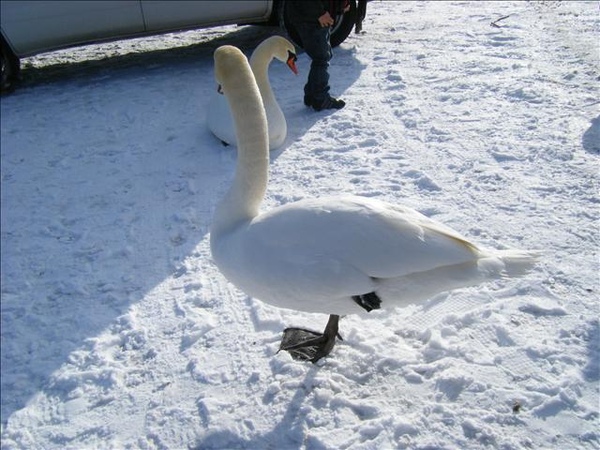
1;23;363;430
0;25;299;427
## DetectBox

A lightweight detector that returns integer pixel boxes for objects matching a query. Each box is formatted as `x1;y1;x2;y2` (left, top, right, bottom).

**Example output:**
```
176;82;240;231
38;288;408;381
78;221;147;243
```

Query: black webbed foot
279;315;341;363
280;328;329;362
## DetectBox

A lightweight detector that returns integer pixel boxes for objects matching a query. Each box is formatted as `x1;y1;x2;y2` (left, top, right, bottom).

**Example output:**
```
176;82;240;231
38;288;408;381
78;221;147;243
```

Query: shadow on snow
0;25;363;427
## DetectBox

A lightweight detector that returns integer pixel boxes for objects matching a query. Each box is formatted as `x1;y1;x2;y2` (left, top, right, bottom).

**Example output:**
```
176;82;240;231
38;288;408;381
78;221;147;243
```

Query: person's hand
318;11;334;27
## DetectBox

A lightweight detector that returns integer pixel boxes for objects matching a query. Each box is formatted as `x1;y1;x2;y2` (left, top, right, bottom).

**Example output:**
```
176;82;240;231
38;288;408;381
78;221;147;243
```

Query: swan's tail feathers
491;249;541;278
376;250;540;309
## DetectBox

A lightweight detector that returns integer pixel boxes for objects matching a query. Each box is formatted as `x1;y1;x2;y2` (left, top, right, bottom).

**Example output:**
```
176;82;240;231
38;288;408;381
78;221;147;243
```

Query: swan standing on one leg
210;45;539;363
207;36;298;151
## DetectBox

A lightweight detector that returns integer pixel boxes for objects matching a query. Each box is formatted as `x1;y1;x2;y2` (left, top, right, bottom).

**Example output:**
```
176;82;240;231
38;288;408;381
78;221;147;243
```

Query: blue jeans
295;23;333;103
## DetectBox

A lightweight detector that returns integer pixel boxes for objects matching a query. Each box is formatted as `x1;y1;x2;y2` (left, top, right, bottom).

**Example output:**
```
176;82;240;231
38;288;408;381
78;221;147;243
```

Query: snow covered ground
1;1;598;448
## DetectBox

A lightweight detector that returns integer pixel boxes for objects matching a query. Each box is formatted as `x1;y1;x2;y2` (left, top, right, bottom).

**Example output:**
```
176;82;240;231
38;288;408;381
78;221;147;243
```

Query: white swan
207;35;297;151
210;45;539;363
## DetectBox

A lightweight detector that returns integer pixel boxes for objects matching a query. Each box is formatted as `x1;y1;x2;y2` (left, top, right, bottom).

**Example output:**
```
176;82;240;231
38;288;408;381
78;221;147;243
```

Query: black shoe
312;96;345;111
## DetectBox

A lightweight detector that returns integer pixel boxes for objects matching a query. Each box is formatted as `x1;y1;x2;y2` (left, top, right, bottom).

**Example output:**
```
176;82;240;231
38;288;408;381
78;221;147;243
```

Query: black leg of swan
279;314;341;363
352;291;382;312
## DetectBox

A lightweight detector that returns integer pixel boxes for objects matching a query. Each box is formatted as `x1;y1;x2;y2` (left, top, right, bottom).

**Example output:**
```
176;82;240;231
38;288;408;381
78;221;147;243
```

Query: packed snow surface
1;1;598;449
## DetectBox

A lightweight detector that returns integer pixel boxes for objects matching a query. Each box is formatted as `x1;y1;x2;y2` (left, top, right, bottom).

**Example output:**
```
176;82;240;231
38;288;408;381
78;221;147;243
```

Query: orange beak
286;51;299;75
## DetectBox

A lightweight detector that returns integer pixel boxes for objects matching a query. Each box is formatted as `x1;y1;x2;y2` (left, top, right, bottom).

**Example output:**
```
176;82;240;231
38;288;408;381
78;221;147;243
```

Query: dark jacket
286;1;348;25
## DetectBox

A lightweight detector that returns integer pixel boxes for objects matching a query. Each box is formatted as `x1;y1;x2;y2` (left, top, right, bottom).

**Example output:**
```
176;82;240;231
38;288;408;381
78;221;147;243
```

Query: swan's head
252;36;298;74
214;45;255;92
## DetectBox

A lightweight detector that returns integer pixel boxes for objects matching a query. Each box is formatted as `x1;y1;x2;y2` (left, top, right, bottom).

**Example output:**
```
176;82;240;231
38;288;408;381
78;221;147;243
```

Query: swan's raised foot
279;315;341;363
353;291;382;312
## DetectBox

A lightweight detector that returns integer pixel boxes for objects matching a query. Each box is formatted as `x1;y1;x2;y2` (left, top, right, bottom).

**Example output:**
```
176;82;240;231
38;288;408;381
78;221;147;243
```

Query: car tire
1;37;20;93
279;0;357;49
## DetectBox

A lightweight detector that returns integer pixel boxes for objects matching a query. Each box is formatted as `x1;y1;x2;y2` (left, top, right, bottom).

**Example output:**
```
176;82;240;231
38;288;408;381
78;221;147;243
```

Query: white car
0;0;358;92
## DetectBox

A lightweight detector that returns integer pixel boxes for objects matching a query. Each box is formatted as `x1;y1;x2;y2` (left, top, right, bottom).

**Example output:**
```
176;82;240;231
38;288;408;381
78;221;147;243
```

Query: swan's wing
238;196;480;299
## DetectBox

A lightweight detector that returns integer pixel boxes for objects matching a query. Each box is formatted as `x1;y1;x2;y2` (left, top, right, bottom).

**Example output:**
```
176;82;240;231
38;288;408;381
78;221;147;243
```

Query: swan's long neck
250;50;277;109
212;69;269;234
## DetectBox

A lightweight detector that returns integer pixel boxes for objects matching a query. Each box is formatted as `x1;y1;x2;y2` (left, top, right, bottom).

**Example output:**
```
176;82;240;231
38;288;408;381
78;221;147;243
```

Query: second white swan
207;35;297;151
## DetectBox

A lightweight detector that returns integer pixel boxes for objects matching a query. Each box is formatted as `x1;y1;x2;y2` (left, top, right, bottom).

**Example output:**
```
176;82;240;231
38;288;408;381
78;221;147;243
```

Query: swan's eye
217;84;223;95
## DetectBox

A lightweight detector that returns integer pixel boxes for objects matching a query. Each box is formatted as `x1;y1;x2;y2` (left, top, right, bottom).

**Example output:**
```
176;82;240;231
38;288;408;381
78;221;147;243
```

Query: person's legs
294;23;344;110
295;23;332;104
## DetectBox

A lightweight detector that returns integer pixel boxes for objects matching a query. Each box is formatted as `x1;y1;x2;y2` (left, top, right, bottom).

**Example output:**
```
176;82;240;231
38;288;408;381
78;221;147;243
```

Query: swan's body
213;195;537;316
207;36;297;151
210;45;539;362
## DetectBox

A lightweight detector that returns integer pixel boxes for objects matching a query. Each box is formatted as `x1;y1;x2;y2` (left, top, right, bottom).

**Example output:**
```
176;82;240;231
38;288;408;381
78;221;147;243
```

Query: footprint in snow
403;169;442;192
